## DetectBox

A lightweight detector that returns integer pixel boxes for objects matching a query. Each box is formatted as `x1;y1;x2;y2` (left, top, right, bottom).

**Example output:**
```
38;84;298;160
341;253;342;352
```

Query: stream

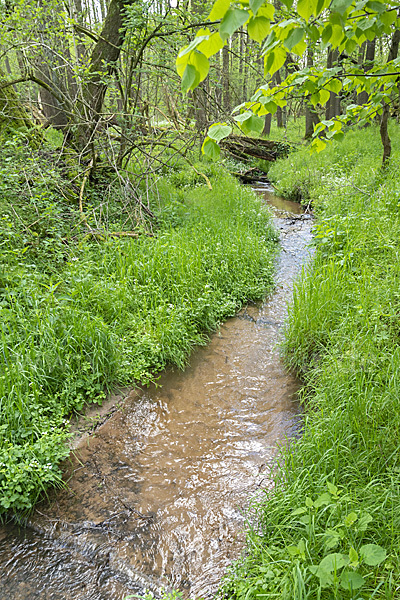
0;186;312;600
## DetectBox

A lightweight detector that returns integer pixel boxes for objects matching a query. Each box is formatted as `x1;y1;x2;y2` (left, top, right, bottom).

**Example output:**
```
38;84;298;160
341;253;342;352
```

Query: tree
177;0;400;164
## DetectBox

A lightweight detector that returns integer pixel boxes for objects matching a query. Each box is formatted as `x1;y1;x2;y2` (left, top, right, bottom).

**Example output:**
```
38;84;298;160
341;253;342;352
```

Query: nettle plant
253;483;390;598
177;0;400;163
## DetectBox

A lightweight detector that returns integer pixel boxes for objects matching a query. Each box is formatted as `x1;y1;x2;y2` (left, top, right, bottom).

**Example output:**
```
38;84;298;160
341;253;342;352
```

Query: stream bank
0;188;313;600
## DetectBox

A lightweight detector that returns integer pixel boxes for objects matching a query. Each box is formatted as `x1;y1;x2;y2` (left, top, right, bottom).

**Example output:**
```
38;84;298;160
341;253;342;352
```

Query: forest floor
221;123;400;599
0;135;278;515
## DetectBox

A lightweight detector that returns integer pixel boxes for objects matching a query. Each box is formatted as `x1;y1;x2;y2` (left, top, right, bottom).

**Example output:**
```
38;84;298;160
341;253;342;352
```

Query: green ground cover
221;124;400;599
0;137;277;514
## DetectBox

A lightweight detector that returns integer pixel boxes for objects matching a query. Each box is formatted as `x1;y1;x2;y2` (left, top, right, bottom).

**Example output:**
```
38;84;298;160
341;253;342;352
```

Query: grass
0;136;277;514
220;123;400;599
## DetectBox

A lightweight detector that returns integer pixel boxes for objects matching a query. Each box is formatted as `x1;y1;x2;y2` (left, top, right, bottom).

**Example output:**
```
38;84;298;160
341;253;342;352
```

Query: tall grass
222;124;400;599
0;150;277;514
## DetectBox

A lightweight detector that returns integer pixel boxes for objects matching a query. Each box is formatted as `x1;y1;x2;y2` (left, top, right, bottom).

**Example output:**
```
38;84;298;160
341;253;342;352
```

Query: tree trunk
380;29;400;164
73;0;137;150
304;46;319;139
222;44;230;113
357;39;376;106
275;70;283;127
326;49;340;119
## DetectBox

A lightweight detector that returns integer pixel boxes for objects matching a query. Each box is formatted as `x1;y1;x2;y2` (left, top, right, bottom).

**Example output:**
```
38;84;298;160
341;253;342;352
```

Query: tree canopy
177;0;400;162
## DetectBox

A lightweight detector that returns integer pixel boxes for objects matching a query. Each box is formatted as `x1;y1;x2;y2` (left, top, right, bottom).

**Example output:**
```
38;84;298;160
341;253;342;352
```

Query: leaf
220;8;249;40
178;36;208;58
314;492;331;508
327;78;342;94
344;512;358;527
240;114;265;135
331;0;354;14
349;547;359;566
319;88;331;104
305;496;314;508
284;27;305;51
258;3;275;19
249;0;265;14
209;0;231;20
265;45;287;75
319;553;349;572
357;512;373;532
297;0;318;22
190;51;209;82
181;64;199;93
258;98;278;115
198;32;224;57
202;137;220;160
330;24;345;47
360;544;387;566
208;123;232;142
308;565;334;587
291;506;307;516
327;482;339;496
340;571;365;591
248;16;271;43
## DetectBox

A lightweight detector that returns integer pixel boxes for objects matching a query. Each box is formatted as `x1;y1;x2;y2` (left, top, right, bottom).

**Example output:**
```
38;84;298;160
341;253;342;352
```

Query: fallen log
221;135;293;162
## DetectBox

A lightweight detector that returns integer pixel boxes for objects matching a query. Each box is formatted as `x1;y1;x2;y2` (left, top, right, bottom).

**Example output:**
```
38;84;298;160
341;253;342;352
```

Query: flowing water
0;186;313;600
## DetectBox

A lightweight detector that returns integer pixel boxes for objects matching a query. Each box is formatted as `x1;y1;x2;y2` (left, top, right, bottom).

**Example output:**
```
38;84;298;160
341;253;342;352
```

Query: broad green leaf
357;512;373;532
258;98;278;114
380;9;397;26
208;123;232;142
316;0;331;15
234;110;253;123
234;112;264;134
319;553;349;572
198;31;224;57
322;24;333;44
265;45;287;75
331;0;354;15
344;512;358;527
312;137;327;152
291;38;307;55
258;3;275;19
181;64;199;93
209;0;231;20
340;571;365;591
220;8;249;40
178;36;208;58
202;137;220;160
360;544;387;566
284;27;305;51
327;482;339;497
366;0;386;12
308;565;334;587
345;38;357;53
287;545;301;556
297;0;317;22
305;497;314;508
291;506;307;516
349;547;359;566
330;24;345;47
193;51;209;80
314;492;331;508
249;0;266;14
248;16;270;42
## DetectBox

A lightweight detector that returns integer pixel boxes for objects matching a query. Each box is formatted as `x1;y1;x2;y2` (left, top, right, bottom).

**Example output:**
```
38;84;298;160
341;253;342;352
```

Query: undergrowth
221;124;400;599
0;135;277;514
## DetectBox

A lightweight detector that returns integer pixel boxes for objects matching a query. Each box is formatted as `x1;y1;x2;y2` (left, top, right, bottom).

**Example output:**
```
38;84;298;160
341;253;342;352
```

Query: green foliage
0;138;277;514
177;0;400;152
223;125;400;600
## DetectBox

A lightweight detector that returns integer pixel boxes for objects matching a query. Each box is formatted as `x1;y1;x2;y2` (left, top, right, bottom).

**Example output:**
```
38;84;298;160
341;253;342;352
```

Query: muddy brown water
0;187;313;600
